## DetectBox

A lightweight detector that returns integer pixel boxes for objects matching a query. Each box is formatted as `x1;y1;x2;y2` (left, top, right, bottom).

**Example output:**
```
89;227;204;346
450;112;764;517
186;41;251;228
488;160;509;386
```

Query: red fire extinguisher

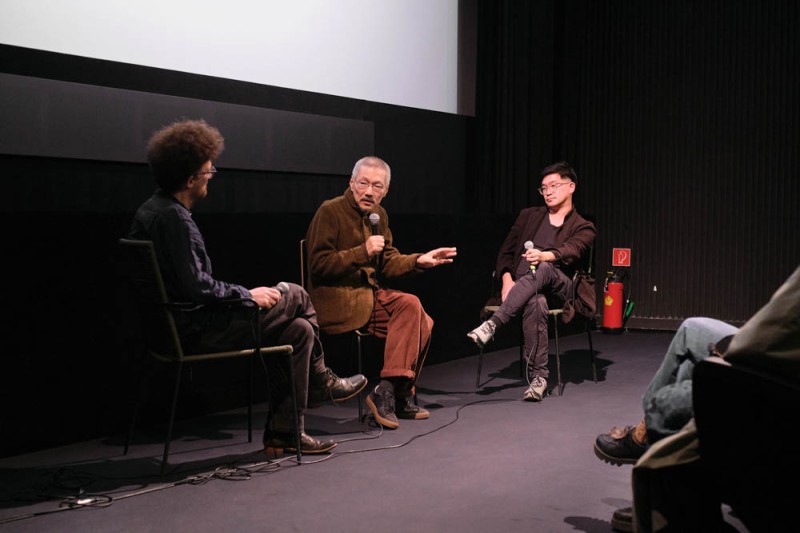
603;270;624;333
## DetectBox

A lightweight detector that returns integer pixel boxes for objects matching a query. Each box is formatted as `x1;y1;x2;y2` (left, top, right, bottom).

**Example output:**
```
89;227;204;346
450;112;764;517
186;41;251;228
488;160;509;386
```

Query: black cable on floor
0;396;515;524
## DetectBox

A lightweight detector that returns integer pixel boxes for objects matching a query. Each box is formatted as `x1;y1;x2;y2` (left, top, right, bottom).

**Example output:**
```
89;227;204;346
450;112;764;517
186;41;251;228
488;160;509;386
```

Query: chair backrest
568;241;597;318
585;241;595;277
299;238;308;289
118;238;184;361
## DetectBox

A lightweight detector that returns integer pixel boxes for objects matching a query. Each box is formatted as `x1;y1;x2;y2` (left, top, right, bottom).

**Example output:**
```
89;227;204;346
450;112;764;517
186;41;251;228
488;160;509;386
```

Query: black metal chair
118;238;300;474
475;249;597;395
299;238;369;421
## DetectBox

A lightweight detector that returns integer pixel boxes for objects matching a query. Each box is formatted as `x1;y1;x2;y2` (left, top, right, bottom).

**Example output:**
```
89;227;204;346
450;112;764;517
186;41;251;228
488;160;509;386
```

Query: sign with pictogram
612;248;631;267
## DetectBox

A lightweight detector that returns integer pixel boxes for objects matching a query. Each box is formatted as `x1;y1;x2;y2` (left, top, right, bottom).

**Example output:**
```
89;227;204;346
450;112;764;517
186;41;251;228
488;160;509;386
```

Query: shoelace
382;391;396;412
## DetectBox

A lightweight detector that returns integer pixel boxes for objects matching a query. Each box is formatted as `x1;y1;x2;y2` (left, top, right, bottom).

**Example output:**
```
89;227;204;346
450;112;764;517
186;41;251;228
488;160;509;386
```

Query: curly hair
146;119;225;193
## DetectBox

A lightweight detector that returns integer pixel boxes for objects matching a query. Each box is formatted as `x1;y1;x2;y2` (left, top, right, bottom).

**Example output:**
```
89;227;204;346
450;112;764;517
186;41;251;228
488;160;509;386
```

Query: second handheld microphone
524;241;536;274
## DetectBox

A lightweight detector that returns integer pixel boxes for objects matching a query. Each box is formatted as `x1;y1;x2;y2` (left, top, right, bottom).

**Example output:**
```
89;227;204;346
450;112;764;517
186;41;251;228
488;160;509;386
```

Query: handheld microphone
275;281;290;295
368;213;381;235
524;241;536;274
368;213;382;271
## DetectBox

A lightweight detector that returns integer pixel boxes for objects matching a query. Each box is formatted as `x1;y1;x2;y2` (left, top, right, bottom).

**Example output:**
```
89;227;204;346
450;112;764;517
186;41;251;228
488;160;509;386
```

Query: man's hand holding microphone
249;282;290;309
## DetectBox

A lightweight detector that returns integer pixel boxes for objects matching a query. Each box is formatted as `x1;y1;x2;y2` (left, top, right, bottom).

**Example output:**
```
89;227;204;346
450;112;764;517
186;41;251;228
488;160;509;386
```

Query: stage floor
0;330;746;532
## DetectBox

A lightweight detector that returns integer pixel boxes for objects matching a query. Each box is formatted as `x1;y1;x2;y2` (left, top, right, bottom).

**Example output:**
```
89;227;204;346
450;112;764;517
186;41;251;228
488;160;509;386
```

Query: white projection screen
0;0;462;114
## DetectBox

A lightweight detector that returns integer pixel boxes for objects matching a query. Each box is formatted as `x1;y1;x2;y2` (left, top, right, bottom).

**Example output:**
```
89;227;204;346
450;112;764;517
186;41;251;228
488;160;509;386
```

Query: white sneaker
467;320;496;346
523;376;547;402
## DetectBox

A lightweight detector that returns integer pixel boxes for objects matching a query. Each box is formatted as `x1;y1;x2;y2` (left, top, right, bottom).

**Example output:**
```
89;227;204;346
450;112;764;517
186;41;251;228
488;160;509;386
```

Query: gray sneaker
467;320;497;346
522;376;547;402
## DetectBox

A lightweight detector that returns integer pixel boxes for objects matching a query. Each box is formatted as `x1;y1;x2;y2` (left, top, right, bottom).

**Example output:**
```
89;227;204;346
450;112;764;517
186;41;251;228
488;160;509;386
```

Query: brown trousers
365;288;433;383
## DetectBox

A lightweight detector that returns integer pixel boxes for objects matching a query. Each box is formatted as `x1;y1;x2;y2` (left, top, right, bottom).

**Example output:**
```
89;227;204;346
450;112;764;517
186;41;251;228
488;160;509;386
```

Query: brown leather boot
631;418;648;446
594;418;650;466
607;418;648;444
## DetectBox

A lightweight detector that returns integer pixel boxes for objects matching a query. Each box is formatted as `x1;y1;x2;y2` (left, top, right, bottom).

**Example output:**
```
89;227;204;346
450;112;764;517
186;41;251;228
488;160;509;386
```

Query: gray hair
351;156;391;186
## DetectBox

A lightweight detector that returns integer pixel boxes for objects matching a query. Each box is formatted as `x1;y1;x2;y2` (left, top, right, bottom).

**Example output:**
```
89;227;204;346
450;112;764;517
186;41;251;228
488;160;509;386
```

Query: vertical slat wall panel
568;0;799;327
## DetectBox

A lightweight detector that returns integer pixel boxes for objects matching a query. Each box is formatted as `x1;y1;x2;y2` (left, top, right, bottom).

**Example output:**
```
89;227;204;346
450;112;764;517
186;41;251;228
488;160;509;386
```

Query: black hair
540;161;577;182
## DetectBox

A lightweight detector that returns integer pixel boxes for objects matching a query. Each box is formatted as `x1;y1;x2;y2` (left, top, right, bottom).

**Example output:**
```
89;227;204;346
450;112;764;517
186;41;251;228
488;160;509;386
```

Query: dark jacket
496;206;596;319
128;190;250;303
127;189;252;341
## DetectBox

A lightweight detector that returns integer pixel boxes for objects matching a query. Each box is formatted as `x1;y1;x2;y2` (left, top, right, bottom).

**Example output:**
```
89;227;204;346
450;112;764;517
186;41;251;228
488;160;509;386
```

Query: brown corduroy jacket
305;188;422;334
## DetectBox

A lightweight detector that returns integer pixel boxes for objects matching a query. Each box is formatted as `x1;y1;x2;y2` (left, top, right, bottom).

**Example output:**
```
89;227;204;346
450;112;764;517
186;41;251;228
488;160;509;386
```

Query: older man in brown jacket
305;156;456;429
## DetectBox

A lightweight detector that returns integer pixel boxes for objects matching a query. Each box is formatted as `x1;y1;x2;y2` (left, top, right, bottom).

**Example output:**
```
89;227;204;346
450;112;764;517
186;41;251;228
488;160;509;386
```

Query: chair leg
124;400;140;456
587;321;597;383
553;316;563;397
124;356;148;456
247;354;253;443
356;334;364;421
518;325;525;378
284;350;302;463
476;345;484;388
161;361;184;476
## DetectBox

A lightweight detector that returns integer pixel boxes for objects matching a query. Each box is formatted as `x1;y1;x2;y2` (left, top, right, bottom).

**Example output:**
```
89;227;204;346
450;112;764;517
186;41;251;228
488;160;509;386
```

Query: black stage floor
0;330;747;532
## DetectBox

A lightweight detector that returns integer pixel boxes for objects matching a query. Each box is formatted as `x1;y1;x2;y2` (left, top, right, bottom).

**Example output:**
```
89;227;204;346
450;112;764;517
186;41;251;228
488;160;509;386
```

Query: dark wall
566;0;800;327
472;0;800;328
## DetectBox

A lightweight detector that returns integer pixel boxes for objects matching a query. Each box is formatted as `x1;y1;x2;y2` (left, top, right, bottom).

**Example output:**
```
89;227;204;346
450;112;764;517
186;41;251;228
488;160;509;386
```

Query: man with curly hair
128;119;367;455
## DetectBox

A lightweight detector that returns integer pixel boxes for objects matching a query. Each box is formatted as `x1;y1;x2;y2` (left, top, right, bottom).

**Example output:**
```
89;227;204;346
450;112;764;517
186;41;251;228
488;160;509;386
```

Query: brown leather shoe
594;424;649;466
308;368;368;407
263;431;336;457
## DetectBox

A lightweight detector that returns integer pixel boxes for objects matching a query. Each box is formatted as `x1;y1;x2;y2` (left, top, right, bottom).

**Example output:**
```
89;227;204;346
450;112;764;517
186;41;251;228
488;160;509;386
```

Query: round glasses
537;181;570;195
353;179;386;194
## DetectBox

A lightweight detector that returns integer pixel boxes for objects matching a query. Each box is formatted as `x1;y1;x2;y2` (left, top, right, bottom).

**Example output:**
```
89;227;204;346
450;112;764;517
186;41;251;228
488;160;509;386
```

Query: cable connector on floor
61;494;112;508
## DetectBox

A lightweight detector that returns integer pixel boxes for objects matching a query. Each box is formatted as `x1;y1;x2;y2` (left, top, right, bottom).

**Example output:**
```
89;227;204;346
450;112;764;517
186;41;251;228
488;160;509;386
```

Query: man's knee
524;294;548;318
281;317;314;347
285;282;311;306
680;316;725;334
537;261;556;275
393;292;425;313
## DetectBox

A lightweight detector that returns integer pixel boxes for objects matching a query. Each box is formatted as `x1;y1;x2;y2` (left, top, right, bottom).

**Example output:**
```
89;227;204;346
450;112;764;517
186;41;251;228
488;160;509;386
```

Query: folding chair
118;238;300;474
475;248;597;395
299;238;369;421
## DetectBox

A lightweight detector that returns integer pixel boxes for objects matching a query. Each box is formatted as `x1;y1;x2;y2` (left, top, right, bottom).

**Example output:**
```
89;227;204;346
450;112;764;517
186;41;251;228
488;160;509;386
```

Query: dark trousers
189;283;326;433
489;262;571;379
